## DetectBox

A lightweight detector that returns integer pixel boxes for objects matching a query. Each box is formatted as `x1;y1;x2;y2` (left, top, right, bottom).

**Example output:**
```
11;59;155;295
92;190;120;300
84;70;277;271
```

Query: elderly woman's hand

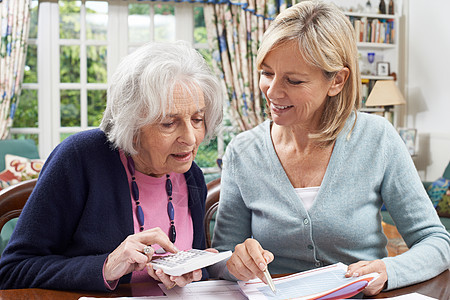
226;238;274;283
104;227;177;282
147;248;218;288
345;259;388;296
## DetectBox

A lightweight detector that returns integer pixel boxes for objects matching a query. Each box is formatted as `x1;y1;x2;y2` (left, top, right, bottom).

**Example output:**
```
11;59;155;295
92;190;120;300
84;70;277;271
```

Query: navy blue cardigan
0;129;207;291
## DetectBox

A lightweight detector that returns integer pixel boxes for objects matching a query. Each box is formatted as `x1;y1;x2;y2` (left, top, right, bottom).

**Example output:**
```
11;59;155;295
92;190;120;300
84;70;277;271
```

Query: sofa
0;139;40;173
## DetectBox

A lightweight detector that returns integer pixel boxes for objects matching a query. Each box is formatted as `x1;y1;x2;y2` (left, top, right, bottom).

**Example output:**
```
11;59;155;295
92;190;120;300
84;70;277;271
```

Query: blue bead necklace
126;156;176;242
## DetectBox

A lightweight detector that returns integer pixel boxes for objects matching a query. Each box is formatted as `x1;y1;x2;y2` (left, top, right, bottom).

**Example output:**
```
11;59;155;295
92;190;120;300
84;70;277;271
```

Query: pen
263;267;277;294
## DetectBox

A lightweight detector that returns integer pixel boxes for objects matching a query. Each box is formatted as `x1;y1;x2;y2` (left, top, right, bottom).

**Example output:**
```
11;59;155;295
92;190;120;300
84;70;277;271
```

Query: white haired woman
0;41;223;291
211;0;450;297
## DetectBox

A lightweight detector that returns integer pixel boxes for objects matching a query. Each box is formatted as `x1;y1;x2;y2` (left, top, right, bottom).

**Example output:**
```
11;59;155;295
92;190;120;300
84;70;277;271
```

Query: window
11;0;227;178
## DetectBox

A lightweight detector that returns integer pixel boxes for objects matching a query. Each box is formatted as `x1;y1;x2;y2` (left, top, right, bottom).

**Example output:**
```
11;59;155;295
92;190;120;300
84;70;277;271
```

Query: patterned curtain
0;0;31;139
204;0;301;131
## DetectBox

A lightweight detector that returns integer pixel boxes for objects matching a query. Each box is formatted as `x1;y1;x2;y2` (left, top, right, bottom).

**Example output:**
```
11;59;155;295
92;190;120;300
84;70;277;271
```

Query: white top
295;186;320;211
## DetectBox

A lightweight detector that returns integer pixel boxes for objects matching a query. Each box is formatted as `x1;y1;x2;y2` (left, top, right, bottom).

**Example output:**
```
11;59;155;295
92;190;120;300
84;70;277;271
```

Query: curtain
0;0;31;139
204;0;301;132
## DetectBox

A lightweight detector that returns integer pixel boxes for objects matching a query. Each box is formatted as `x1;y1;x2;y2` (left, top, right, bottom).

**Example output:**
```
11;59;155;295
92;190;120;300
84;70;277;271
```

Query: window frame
13;0;221;164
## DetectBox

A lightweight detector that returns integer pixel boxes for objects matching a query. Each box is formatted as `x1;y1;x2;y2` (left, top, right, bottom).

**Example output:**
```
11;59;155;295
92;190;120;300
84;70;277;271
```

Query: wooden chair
0;179;37;235
205;178;221;248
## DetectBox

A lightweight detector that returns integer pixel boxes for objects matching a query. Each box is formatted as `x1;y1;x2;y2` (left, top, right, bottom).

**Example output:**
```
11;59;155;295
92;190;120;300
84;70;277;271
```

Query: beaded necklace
126;155;176;242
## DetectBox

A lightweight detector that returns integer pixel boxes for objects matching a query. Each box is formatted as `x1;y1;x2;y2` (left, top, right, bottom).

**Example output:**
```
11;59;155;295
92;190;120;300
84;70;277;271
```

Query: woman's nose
266;77;285;100
178;122;196;146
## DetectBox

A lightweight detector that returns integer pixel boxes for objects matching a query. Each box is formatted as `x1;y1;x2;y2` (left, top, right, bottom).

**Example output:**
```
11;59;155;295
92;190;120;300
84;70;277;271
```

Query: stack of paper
238;263;379;300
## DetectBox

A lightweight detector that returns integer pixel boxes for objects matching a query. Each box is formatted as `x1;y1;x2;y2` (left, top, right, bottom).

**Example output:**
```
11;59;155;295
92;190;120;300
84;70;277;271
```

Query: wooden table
0;269;448;299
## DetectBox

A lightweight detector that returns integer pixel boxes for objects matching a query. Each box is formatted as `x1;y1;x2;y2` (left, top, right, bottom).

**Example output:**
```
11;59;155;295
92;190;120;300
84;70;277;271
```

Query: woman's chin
169;156;194;173
271;116;292;127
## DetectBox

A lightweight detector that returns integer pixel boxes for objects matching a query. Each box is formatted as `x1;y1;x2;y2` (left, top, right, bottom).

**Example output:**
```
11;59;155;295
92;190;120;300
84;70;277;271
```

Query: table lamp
365;80;406;123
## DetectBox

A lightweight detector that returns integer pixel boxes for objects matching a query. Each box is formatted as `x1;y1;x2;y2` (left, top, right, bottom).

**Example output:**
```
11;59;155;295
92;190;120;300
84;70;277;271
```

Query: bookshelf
345;11;402;119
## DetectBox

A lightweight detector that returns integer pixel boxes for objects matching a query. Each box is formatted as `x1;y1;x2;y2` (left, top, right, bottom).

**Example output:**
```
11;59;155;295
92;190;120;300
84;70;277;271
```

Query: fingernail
259;262;266;271
263;254;270;263
174;246;179;252
352;272;359;277
156;269;163;275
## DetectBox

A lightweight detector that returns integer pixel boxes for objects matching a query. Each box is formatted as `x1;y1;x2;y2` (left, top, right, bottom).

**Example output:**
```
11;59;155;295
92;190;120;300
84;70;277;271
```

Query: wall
406;0;450;181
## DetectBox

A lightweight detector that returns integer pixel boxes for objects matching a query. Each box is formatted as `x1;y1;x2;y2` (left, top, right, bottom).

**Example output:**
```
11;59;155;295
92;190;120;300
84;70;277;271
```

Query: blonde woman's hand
226;238;274;284
345;259;388;296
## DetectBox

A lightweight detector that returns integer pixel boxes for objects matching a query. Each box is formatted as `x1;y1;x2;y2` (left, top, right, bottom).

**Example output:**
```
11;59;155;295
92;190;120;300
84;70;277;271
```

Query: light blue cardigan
211;112;450;290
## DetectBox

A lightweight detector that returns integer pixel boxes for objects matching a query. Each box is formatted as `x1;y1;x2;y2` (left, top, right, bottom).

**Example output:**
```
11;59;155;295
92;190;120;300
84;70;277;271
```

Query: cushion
4;154;44;181
0;218;18;254
436;193;450;218
0;139;40;171
0;170;21;190
443;161;450;180
427;177;450;207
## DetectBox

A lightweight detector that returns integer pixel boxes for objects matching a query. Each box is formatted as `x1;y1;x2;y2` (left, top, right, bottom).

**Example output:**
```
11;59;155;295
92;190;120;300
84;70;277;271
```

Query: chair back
205;178;220;248
0;179;37;231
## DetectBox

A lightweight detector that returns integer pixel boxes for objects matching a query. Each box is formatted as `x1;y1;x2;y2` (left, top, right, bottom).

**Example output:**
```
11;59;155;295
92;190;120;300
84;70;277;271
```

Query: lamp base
383;106;394;124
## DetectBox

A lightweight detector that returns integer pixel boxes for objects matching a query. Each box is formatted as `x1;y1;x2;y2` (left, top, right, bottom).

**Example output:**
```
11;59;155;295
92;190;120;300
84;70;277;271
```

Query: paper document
78;280;244;300
79;296;167;300
371;293;437;300
239;262;379;300
160;279;246;299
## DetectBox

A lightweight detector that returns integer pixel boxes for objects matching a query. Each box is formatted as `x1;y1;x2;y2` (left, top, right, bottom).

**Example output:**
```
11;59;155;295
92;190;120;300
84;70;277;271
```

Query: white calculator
151;249;232;276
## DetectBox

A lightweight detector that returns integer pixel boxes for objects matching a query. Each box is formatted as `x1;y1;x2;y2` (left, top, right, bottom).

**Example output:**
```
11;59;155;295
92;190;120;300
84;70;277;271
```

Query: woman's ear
328;67;350;97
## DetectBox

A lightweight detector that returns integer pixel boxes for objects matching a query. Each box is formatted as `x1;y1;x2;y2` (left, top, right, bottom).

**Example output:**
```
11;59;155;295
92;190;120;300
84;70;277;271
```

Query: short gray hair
100;41;223;155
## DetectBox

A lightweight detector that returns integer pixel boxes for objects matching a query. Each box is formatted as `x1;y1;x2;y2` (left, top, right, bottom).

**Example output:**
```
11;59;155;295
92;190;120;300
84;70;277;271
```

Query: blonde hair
257;1;360;146
100;41;223;155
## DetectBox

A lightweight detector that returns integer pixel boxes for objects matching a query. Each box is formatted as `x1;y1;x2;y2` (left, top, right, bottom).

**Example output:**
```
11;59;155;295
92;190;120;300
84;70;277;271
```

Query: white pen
263;267;277;294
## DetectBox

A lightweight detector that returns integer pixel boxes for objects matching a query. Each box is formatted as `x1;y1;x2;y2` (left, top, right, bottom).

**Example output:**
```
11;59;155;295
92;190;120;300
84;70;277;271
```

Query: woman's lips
271;103;294;114
171;152;192;162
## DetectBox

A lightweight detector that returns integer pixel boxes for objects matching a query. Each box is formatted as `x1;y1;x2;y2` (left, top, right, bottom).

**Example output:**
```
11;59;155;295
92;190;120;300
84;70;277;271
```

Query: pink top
104;151;194;288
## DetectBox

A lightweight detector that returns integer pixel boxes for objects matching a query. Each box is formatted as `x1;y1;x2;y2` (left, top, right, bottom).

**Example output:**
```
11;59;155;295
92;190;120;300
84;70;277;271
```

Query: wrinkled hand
104;227;177;282
147;248;219;289
226;238;274;284
345;259;388;296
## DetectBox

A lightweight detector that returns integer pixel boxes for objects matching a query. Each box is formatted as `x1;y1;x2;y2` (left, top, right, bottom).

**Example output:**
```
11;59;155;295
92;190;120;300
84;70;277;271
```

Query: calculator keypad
151;249;232;276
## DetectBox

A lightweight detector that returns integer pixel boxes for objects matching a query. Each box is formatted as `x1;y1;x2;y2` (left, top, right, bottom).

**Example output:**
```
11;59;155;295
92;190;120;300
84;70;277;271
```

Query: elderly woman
211;1;450;296
0;41;223;291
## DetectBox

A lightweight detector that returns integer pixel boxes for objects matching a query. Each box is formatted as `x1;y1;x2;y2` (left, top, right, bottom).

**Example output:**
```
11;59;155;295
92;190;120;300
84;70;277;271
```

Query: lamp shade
365;80;406;107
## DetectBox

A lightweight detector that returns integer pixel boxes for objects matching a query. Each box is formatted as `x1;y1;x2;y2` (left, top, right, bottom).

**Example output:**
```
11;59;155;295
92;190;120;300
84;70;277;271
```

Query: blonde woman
211;1;450;296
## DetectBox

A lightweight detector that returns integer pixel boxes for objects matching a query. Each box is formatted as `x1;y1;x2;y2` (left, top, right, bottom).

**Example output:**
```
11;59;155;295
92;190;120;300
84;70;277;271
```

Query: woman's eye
162;122;175;128
287;78;303;85
260;70;273;77
193;118;204;123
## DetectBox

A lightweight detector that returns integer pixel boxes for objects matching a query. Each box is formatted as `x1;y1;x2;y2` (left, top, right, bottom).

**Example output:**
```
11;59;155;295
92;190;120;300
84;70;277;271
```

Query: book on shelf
348;16;395;44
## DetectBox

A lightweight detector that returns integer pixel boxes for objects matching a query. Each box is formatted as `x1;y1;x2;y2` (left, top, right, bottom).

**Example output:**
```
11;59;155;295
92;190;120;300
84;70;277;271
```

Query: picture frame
377;62;390;76
398;128;417;156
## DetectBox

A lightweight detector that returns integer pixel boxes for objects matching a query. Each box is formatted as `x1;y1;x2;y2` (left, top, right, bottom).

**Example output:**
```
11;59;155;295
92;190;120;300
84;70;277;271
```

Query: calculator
151;249;232;276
